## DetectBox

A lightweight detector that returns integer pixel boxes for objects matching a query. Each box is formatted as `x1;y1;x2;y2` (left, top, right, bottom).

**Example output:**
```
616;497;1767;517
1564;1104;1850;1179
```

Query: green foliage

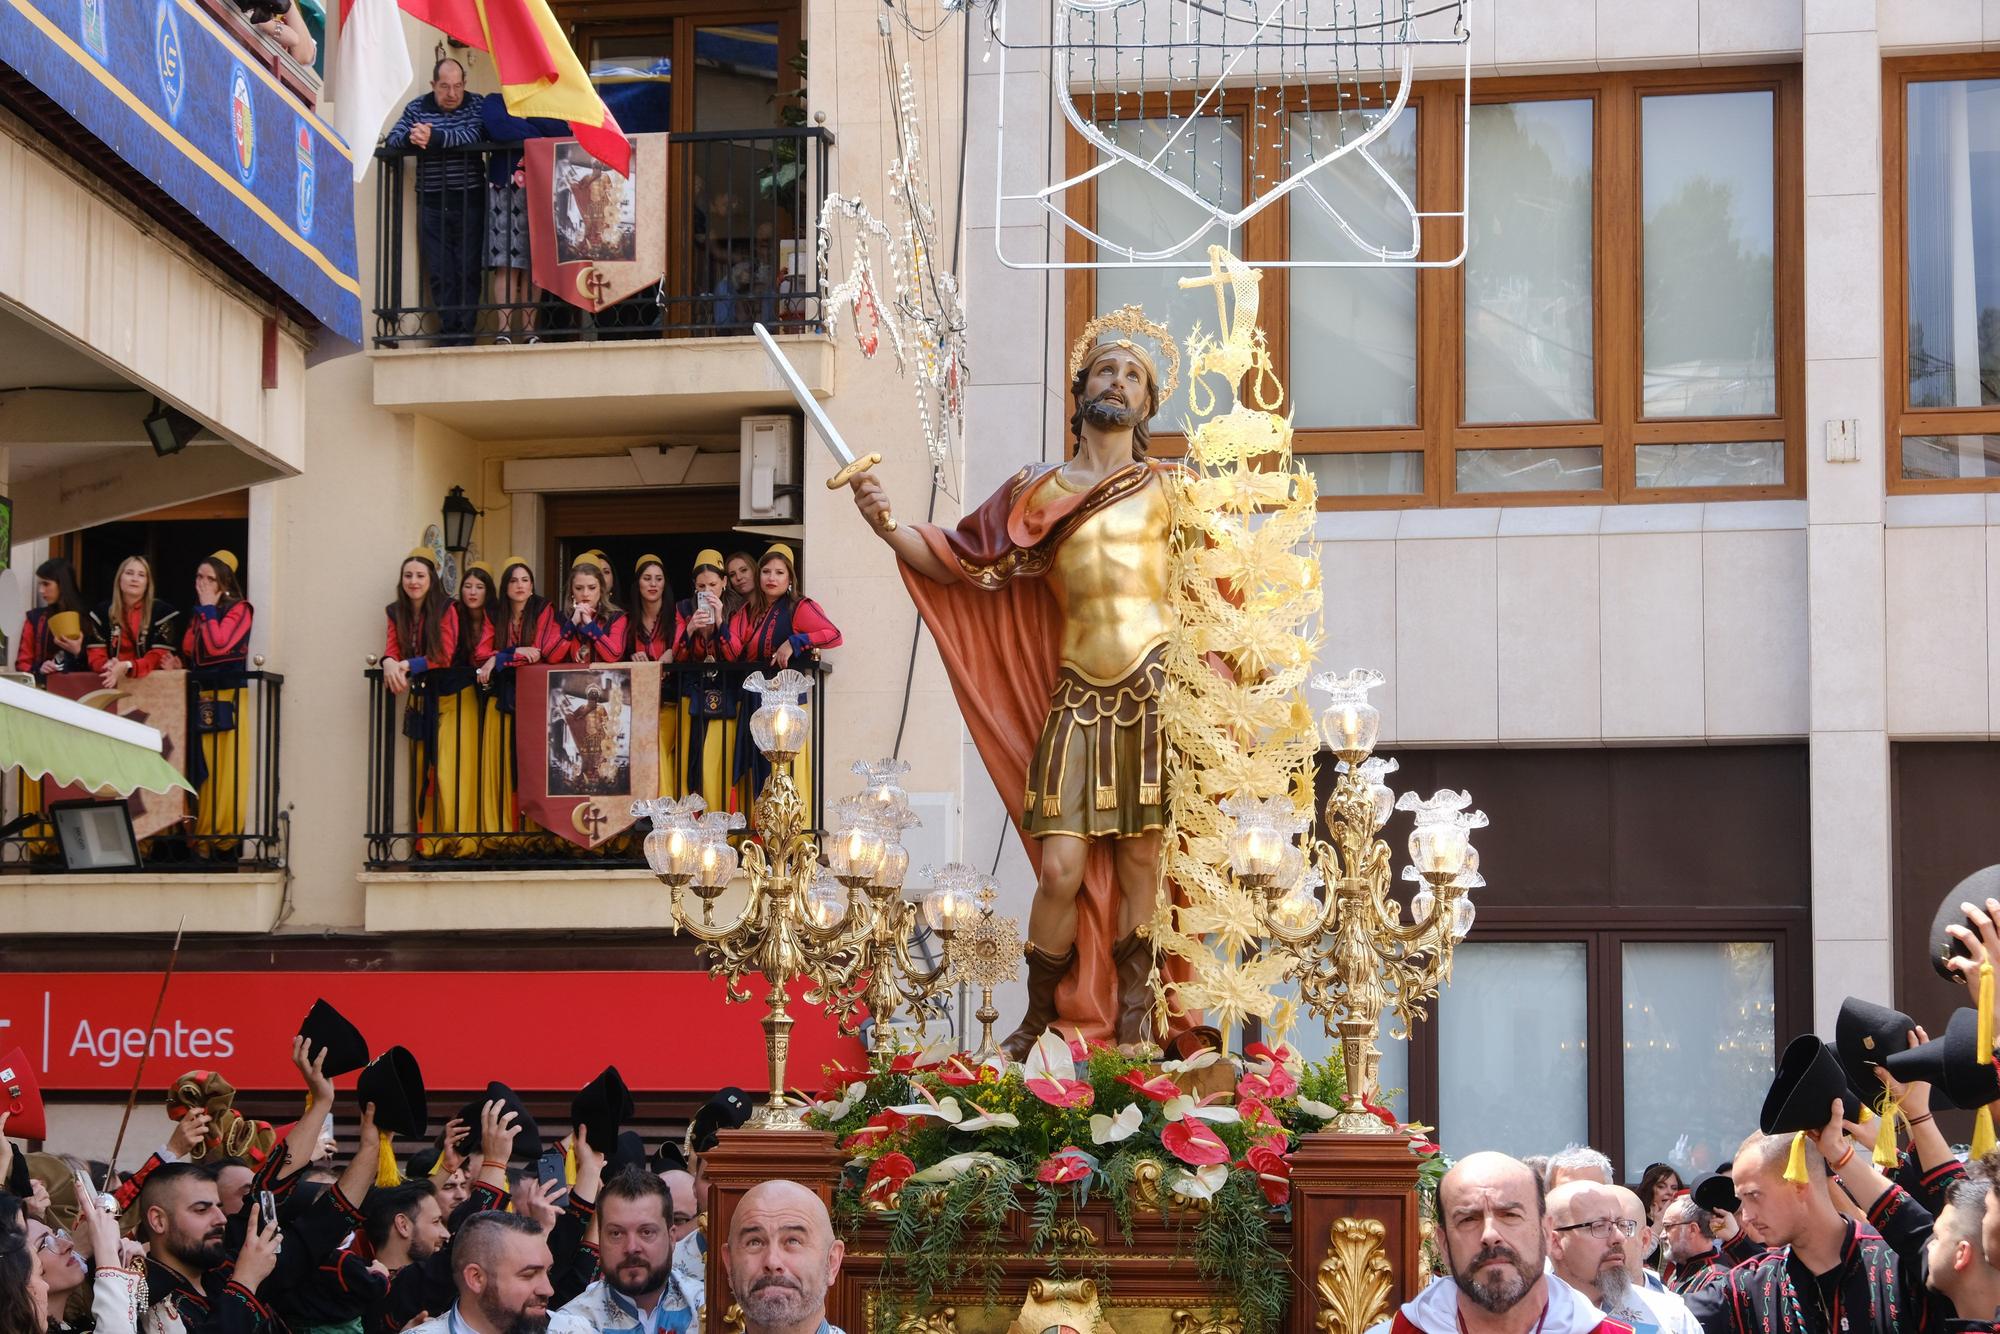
883;1158;1024;1323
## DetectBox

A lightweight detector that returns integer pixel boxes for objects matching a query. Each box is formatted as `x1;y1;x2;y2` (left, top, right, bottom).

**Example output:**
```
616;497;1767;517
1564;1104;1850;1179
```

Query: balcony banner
0;0;362;342
522;132;667;312
41;671;189;839
514;662;661;848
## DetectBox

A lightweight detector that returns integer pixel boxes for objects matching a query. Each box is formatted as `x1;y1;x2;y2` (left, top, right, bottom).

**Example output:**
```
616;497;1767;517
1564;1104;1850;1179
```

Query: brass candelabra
1232;668;1485;1134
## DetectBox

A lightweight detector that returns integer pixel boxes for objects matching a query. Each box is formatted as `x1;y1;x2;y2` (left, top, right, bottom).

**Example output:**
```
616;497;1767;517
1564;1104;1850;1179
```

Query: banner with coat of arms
42;670;189;839
523;133;668;312
514;662;661;848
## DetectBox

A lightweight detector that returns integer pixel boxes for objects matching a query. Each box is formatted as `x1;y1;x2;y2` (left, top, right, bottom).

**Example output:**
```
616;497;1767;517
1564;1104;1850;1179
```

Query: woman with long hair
1;1195;51;1334
673;550;737;815
434;561;499;851
380;550;460;850
14;557;88;678
627;554;680;798
381;549;448;696
724;543;841;817
722;549;757;621
87;556;181;688
475;557;559;836
547;557;629;664
181;552;255;854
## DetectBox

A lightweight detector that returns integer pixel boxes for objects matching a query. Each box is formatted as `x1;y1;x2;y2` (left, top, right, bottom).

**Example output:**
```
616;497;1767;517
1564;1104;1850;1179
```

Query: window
1066;68;1803;508
1438;941;1589;1160
1621;942;1775;1175
1887;60;2000;488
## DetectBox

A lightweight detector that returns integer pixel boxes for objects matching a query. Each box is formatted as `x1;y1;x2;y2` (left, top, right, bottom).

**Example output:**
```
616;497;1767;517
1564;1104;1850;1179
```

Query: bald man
720;1181;845;1334
1549;1183;1700;1334
1367;1152;1629;1334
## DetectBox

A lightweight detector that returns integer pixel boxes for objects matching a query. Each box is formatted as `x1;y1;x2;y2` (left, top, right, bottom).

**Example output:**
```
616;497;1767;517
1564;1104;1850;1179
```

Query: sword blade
754;323;857;470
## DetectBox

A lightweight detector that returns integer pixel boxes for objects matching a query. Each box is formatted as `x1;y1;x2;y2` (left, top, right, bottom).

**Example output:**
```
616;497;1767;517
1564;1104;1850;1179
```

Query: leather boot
998;943;1075;1060
1111;931;1156;1046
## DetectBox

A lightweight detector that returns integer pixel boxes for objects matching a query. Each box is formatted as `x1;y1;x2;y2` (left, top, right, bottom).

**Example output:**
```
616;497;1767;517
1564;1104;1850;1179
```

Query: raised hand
849;470;894;534
512;1176;561;1232
233;1204;284;1291
294;1036;335;1108
436;1117;469;1175
479;1099;519;1166
167;1108;213;1160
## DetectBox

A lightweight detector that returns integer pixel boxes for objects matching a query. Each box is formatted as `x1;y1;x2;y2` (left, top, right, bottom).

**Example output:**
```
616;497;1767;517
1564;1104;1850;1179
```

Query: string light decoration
987;0;1473;274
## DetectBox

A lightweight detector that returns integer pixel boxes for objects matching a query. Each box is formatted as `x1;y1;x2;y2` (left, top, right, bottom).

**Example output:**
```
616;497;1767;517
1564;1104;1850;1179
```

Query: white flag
328;0;415;182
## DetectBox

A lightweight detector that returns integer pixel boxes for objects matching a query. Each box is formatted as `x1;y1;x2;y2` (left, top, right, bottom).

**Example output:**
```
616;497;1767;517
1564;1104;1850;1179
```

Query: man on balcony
385;59;487;346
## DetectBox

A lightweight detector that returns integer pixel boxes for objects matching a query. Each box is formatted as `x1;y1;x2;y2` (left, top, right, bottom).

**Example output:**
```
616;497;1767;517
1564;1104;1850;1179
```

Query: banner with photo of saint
524;133;668;312
513;662;661;848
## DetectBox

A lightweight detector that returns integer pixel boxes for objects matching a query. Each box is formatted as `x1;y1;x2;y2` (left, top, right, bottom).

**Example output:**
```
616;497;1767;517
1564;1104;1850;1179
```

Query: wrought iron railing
362;660;828;871
371;126;834;348
1;668;286;872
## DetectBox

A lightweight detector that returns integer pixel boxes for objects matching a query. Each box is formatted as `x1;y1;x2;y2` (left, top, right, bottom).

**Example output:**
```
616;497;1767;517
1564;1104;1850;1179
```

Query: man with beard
1686;1122;1938;1334
719;1180;845;1334
403;1213;554;1334
550;1169;693;1334
1924;1180;2000;1331
1367;1152;1630;1334
136;1164;286;1334
1658;1196;1731;1297
849;332;1184;1055
1548;1183;1700;1334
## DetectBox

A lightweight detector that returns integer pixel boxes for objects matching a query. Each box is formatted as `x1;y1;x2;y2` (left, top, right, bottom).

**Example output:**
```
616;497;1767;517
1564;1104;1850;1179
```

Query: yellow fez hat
48;611;82;641
466;560;497;583
208;549;239;574
500;555;531;575
693;549;725;572
404;546;437;566
762;542;797;566
570;551;601;569
634;553;664;574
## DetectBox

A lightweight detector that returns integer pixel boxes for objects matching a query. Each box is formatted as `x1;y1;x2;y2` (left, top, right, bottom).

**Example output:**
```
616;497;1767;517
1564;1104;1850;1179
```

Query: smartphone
258;1189;277;1225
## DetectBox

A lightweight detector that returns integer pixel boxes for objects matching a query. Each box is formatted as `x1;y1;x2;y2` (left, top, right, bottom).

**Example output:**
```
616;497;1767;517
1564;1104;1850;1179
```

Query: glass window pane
1622;942;1775;1179
1440;942;1589;1160
1304;451;1425;497
1095;117;1244;433
1634;441;1784;488
1456;446;1603;493
1279;1001;1409;1122
1287;110;1419;428
1906;79;2000;409
1642;92;1776;418
1901;433;2000;480
1465;101;1595;423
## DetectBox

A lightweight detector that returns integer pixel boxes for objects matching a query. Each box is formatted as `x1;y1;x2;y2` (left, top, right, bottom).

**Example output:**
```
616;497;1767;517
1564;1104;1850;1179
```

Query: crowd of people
0;1007;846;1334
10;552;256;848
380;543;841;840
1382;894;2000;1334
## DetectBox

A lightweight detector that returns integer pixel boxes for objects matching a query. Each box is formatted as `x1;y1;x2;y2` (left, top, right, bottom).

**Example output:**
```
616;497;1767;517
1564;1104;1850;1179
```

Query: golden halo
1068;305;1182;406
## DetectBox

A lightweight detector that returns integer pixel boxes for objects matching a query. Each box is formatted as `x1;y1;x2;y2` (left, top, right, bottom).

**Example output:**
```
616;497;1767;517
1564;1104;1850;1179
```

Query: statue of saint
847;314;1183;1056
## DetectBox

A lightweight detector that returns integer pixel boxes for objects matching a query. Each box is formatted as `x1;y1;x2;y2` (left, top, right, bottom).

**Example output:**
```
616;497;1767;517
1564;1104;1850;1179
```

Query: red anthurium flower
1161;1117;1232;1166
1237;1073;1273;1103
1261;1065;1299;1099
1244;1041;1297;1069
1245;1142;1291;1205
1026;1075;1096;1109
864;1152;916;1203
821;1063;873;1087
1037;1148;1095;1185
1117;1070;1183;1102
1360;1100;1397;1128
935;1056;983;1087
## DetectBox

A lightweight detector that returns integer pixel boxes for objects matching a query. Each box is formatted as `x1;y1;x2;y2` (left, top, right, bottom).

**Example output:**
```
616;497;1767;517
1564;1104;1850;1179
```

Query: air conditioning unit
739;414;800;523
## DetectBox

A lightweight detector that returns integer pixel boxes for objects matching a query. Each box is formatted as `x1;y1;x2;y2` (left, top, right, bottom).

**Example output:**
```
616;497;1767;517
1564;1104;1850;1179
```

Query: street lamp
441;486;478;558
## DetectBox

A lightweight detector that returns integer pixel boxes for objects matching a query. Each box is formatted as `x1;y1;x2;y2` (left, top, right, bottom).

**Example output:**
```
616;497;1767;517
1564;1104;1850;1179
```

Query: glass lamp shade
920;881;977;934
827;814;887;884
1229;821;1288;884
1410;820;1471;878
1274;842;1306;893
852;758;913;821
1451;896;1476;939
1269;888;1320;934
694;837;739;890
1411;885;1436;925
874;842;911;891
644;822;703;880
744;669;815;759
805;871;850;929
1311;668;1385;756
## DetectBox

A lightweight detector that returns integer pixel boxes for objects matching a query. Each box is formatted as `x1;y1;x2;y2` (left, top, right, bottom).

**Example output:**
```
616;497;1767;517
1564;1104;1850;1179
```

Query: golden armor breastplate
1028;466;1173;683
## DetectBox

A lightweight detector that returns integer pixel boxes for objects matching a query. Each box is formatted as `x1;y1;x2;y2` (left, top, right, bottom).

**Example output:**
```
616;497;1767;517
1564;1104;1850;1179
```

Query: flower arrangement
804;1032;1446;1334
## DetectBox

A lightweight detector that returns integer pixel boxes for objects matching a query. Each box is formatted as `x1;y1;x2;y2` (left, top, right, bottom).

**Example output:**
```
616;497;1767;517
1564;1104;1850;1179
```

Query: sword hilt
827;452;895;532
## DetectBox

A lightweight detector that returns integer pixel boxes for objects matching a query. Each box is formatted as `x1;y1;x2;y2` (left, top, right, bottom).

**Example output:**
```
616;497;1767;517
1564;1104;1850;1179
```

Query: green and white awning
0;677;193;796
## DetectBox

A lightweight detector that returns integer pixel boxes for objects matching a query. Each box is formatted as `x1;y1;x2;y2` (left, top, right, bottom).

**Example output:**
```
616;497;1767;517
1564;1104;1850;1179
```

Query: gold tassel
376;1137;401;1188
1981;962;1995;1059
1872;1091;1900;1169
1858;1105;1874;1124
1976;1106;1997;1160
1784;1131;1810;1185
563;1139;577;1187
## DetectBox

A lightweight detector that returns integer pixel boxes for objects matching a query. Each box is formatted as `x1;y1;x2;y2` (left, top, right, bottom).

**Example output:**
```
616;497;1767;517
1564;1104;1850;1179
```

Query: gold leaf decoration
1314;1218;1393;1334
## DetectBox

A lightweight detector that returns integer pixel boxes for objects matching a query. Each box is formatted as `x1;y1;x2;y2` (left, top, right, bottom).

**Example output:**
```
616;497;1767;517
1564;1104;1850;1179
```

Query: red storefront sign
0;972;863;1095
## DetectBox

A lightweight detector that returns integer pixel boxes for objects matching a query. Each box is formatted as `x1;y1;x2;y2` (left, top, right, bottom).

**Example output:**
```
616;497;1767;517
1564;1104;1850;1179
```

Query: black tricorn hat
652;1140;690;1175
1885;1007;2000;1112
1691;1171;1739;1213
298;1000;370;1078
1834;997;1912;1107
1928;866;2000;981
357;1046;428;1139
572;1066;634;1155
688;1087;752;1153
608;1130;648;1175
455;1082;544;1165
1760;1035;1861;1135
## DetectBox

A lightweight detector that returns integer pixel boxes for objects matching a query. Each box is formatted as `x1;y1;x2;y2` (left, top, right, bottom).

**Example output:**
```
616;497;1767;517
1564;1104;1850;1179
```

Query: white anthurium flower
1296;1097;1340;1121
1160;1049;1224;1075
890;1092;965;1123
1024;1030;1077;1081
1089;1104;1143;1145
1162;1094;1241;1125
813;1080;869;1121
1170;1163;1231;1200
913;1037;958;1067
955;1101;1021;1132
907;1152;1010;1184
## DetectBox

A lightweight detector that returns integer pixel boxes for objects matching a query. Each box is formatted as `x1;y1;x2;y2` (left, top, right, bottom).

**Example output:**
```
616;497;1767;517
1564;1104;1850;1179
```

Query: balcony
360;660;827;876
368;127;836;436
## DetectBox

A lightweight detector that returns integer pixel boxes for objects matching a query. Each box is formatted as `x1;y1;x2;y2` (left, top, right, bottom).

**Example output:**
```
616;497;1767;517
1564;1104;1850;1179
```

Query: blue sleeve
407;656;430;674
435;95;487;148
198;605;221;621
382;97;424;147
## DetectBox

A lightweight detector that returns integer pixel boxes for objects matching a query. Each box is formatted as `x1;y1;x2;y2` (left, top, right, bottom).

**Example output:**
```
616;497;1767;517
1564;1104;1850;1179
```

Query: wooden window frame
1883;55;2000;494
1064;65;1804;510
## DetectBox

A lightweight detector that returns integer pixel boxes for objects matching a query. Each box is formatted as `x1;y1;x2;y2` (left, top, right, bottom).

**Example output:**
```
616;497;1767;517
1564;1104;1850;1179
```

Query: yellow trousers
194;687;250;855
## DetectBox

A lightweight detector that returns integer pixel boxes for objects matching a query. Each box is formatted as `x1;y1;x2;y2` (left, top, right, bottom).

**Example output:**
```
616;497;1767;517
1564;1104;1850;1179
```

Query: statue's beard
1081;391;1144;430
